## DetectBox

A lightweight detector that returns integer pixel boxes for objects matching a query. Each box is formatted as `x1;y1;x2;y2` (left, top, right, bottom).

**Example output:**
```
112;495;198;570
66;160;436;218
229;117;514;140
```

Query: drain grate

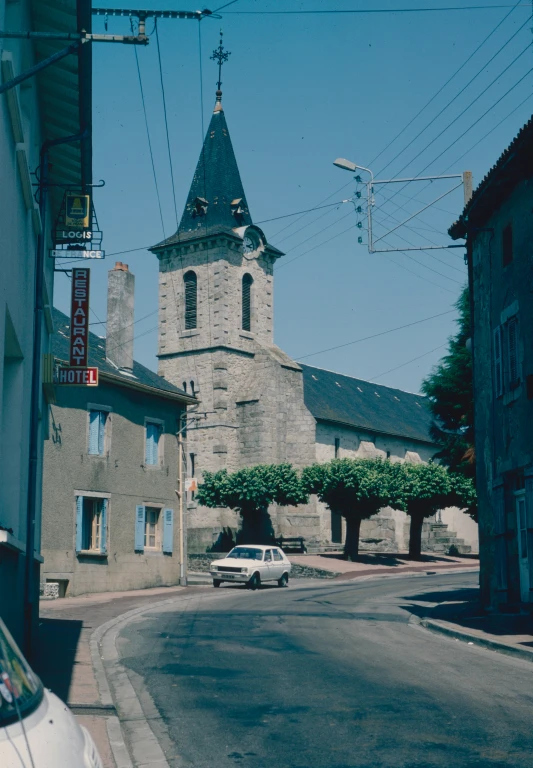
69;704;117;717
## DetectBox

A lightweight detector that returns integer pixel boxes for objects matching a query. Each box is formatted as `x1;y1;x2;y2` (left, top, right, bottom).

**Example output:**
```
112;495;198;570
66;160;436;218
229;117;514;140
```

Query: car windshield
227;547;264;561
0;617;43;726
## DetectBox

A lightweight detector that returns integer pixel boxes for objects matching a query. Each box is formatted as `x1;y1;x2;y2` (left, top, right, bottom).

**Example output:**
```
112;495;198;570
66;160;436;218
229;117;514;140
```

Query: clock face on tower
243;234;256;254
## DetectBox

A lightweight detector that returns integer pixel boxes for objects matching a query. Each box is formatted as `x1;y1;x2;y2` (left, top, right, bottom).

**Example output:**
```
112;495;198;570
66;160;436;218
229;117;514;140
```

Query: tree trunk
344;516;362;561
408;514;425;560
239;508;274;544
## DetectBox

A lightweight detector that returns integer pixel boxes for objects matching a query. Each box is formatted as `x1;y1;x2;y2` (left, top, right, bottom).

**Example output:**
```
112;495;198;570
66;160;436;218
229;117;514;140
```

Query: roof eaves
314;416;435;446
98;371;198;404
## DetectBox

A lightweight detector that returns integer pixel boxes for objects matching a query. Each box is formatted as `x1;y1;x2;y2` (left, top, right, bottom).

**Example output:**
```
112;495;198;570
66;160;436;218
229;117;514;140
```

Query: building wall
315;421;478;552
41;380;186;596
471;177;533;606
0;0;51;644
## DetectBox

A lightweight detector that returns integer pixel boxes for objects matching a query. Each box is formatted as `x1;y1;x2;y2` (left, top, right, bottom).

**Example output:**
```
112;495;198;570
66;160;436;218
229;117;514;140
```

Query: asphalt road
117;573;533;768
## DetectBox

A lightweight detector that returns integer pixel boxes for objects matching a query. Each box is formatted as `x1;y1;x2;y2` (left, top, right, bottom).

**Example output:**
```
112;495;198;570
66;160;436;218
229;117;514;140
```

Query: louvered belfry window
184;271;197;330
242;273;253;332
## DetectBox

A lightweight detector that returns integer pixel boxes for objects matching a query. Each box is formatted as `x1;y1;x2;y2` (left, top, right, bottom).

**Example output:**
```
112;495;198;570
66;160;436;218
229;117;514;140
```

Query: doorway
515;491;530;603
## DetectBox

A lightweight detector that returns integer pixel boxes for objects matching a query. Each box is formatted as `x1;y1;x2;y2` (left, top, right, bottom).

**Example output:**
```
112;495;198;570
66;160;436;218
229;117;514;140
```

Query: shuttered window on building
242;273;253;332
493;326;503;398
184;271;197;330
507;317;519;389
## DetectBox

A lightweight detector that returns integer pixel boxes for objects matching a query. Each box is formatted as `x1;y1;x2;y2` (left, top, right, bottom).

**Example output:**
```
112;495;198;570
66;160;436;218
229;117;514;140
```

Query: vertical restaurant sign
70;268;90;367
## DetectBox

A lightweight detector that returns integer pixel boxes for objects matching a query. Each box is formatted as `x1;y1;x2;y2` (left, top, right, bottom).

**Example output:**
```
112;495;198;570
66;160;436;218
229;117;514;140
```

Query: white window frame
75;491;111;556
144;418;164;468
87;403;112;456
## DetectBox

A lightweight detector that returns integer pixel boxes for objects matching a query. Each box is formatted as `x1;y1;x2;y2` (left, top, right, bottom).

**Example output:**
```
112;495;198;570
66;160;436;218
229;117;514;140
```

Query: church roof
152;103;253;249
300;364;434;445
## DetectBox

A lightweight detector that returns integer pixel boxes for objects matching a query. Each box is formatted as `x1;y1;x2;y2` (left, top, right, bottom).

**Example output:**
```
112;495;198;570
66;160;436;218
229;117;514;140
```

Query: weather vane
210;30;231;92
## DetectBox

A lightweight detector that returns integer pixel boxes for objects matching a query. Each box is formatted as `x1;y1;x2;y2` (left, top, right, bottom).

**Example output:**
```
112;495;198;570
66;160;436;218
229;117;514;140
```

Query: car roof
231;544;273;550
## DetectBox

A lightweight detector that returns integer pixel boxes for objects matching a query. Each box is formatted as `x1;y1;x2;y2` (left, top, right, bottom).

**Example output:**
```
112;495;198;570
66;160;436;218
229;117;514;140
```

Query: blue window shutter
153;424;161;465
135;505;145;551
75;496;84;552
98;412;107;455
163;508;174;554
146;424;154;465
88;411;100;454
101;498;108;554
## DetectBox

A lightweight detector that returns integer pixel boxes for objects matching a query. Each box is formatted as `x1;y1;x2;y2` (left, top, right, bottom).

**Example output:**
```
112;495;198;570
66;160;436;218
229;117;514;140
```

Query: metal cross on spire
210;30;230;93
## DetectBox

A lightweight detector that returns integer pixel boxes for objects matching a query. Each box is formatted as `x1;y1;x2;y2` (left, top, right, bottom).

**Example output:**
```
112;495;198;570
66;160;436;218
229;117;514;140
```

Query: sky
53;0;533;394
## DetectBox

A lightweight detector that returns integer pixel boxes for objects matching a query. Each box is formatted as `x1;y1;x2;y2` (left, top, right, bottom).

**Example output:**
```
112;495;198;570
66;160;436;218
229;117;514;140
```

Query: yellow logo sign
65;193;90;229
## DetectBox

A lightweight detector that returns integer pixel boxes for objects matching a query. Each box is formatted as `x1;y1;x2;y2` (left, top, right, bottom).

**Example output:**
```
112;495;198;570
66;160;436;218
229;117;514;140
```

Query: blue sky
54;0;533;393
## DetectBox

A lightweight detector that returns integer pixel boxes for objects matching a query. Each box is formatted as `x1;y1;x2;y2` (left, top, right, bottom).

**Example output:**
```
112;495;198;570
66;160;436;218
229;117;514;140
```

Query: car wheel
278;573;289;588
248;572;261;590
213;579;221;588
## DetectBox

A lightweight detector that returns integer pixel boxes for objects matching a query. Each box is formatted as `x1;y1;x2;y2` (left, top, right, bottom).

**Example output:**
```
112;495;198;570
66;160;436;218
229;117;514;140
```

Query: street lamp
333;158;374;250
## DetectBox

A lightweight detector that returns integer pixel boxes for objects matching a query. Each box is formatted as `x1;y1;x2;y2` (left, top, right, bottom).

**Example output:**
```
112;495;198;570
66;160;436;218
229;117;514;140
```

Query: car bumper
210;571;250;582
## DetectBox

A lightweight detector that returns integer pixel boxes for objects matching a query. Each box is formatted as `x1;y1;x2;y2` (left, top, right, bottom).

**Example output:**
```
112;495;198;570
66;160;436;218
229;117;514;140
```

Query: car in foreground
210;545;292;589
0;616;103;767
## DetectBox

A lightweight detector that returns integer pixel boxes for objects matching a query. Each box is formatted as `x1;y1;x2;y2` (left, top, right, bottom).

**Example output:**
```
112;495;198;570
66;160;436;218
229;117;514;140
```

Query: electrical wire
296;309;456;361
155;19;179;229
370;343;447;382
222;5;528;14
276;215;355;270
377;37;532;195
131;18;166;239
371;1;525;173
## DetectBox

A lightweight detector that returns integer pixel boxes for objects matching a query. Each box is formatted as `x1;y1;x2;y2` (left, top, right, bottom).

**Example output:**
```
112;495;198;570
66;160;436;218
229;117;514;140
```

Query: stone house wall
41;379;186;596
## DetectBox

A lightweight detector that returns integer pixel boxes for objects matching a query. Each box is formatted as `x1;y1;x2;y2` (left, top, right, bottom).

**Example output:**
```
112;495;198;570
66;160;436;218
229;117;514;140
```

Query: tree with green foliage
196;464;308;544
421;286;475;479
301;458;394;560
389;461;476;560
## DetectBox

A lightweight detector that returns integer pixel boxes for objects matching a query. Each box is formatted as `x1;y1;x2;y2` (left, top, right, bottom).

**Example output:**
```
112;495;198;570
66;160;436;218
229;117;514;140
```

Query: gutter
97;371;198;405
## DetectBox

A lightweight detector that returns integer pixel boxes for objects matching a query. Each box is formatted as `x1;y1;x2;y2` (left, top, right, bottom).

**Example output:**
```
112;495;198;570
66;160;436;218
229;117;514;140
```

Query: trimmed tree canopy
196;464;308;544
302;458;394;560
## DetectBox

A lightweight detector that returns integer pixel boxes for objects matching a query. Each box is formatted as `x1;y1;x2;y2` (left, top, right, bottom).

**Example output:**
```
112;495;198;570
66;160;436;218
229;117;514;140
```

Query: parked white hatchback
210;545;291;589
0;617;103;768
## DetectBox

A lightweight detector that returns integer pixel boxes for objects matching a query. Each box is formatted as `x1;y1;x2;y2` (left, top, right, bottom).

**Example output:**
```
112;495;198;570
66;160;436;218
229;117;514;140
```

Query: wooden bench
275;536;307;553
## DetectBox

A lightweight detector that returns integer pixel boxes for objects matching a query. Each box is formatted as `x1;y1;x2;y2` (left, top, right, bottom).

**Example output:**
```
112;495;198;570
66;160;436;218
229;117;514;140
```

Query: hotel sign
56;367;99;386
70;268;90;367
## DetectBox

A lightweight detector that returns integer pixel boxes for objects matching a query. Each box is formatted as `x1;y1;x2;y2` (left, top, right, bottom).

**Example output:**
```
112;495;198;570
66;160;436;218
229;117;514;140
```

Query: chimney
106;262;134;371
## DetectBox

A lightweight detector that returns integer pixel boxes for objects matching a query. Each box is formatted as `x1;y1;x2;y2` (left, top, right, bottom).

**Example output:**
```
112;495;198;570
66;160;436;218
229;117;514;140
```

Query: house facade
450;116;533;609
0;0;91;645
41;264;195;597
151;87;478;555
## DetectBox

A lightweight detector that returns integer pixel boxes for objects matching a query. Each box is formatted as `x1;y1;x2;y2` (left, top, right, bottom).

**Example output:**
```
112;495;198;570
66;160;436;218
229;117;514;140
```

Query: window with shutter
507;317;519;389
76;496;108;554
242;273;253;332
493;326;503;398
184;271;197;330
88;410;108;455
145;421;162;466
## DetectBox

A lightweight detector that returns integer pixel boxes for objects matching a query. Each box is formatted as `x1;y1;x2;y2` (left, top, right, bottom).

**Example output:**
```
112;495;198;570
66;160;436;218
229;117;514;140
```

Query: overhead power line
370;344;447;382
131;19;166;239
296;309;456;361
369;0;523;170
155;20;179;229
374;9;529;179
222;5;529;14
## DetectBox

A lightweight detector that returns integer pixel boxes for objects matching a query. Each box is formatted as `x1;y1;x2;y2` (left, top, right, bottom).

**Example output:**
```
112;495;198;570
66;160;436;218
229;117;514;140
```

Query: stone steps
426;523;471;554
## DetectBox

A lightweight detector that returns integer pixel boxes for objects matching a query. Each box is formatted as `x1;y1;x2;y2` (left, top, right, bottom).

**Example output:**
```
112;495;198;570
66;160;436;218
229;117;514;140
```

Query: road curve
117;573;533;768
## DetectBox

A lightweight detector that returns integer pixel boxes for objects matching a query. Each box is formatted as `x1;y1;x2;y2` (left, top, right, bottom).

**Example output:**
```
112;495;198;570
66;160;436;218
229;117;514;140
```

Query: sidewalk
33;585;208;767
418;592;533;662
289;551;479;580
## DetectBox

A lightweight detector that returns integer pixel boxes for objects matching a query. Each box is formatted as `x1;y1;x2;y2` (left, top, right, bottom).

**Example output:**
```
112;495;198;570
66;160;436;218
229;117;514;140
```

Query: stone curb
90;593;191;767
419;617;533;664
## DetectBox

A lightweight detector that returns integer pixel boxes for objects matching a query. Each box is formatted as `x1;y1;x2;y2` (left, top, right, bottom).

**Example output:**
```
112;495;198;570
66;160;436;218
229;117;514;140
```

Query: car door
262;549;274;581
271;548;284;579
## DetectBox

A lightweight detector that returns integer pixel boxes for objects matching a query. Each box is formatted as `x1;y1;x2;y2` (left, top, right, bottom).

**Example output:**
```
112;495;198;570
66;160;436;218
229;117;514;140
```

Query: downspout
24;129;88;656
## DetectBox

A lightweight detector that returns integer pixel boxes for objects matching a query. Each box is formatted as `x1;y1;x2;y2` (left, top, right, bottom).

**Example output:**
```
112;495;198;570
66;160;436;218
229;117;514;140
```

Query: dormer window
192;197;208;218
231;198;245;224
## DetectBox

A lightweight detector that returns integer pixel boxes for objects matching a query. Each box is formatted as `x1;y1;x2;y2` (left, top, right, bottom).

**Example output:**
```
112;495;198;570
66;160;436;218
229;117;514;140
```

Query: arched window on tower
184;271;197;330
242;273;253;332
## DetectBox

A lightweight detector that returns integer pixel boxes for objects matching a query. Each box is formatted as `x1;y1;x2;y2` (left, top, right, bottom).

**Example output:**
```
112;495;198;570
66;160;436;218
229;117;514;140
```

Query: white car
210;545;292;589
0;617;103;768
